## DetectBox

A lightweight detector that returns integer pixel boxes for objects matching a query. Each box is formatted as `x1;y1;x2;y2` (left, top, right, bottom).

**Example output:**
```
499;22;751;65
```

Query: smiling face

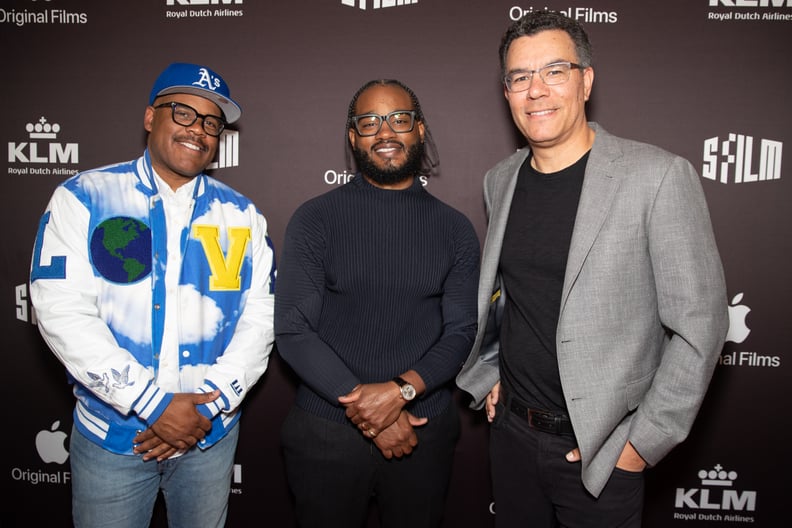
144;93;220;190
348;84;426;189
504;29;594;162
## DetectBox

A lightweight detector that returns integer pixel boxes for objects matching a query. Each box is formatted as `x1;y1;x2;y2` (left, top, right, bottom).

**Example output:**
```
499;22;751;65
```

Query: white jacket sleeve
30;186;164;418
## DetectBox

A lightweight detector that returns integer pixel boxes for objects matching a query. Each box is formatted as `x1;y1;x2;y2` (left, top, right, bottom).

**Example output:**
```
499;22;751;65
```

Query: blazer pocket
625;368;657;411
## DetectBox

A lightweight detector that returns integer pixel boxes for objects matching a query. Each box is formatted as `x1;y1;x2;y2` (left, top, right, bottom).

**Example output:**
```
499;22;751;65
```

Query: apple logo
726;292;751;344
35;420;69;464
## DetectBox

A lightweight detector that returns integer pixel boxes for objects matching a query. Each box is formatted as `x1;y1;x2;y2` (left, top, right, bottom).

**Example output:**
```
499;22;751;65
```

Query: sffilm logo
15;283;36;324
702;133;782;184
230;463;243;494
207;130;239;170
342;0;418;10
166;0;243;5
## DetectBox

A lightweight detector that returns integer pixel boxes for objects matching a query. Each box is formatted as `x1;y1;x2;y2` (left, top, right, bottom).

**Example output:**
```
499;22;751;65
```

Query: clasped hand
133;390;220;461
339;383;427;459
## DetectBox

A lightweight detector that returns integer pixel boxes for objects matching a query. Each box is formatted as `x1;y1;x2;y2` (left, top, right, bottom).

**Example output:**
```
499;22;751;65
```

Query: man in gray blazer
456;11;729;527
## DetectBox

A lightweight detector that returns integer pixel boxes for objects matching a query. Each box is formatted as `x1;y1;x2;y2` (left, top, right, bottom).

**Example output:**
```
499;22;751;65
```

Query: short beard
353;141;425;187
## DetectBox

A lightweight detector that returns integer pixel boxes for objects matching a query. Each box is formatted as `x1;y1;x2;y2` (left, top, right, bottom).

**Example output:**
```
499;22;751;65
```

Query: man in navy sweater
275;79;480;527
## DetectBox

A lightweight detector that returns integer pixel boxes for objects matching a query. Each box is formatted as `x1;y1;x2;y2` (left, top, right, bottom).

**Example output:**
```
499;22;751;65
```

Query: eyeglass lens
354;111;415;136
506;62;577;92
160;102;225;136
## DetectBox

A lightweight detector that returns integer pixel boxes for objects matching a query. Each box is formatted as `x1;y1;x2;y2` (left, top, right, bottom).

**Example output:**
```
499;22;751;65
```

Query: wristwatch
392;376;416;401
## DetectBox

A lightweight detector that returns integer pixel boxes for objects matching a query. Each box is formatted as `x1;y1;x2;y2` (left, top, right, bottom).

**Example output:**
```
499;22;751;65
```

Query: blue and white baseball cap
149;62;242;124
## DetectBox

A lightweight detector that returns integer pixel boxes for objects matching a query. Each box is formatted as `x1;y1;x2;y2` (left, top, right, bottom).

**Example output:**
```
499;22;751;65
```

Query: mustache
174;134;209;152
371;139;404;149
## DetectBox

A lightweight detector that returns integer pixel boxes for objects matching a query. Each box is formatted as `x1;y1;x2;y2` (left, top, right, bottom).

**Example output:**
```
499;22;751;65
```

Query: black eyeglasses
350;110;417;137
153;102;226;137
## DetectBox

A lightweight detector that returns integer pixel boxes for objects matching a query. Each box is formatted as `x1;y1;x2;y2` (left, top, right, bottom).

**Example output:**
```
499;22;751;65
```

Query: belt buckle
527;409;555;434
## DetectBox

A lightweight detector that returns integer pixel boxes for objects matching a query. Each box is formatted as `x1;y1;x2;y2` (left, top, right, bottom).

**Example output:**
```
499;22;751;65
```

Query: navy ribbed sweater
275;175;480;425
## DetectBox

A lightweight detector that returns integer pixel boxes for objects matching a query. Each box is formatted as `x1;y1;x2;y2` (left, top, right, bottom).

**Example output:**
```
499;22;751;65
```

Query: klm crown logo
699;464;738;486
27;117;60;139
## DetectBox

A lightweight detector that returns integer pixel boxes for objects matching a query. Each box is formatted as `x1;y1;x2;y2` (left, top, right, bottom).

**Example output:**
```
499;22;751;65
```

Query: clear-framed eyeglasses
350;110;417;137
153;101;226;137
504;62;585;93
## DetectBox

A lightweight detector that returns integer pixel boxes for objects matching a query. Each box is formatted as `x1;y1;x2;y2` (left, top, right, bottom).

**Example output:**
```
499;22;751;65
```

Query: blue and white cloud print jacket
30;151;276;455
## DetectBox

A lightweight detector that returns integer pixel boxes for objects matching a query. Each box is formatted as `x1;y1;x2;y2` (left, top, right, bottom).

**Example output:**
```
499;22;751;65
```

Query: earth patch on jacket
90;217;152;283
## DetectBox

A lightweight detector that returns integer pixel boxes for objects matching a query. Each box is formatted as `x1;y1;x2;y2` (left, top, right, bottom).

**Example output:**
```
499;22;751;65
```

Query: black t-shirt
499;151;588;413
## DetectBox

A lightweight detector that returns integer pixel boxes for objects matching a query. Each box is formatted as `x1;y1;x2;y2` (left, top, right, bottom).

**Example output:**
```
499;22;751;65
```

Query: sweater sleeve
274;204;361;403
409;214;480;392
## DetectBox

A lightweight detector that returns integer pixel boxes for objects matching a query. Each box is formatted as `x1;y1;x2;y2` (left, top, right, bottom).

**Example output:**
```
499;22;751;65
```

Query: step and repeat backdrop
3;0;789;526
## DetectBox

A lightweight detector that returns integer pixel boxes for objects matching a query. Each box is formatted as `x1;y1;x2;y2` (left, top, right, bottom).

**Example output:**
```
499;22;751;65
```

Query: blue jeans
70;422;239;528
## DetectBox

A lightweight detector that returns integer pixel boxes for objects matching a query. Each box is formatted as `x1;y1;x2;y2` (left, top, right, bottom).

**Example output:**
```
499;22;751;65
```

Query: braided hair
345;79;440;178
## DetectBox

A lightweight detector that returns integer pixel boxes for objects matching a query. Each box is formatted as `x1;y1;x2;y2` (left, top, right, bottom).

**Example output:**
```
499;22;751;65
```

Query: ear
582;67;594;102
348;127;357;149
144;106;155;133
417;120;426;143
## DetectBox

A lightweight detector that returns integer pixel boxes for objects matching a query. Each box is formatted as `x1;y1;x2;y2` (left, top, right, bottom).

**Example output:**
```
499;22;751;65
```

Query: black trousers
490;400;644;528
281;403;460;528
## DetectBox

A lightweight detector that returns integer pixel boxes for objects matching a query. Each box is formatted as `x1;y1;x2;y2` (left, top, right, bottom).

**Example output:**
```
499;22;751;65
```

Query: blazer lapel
487;152;526;253
560;129;622;313
480;150;529;299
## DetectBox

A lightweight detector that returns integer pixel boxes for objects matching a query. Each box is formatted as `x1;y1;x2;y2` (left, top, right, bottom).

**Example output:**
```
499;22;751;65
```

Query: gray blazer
456;123;729;497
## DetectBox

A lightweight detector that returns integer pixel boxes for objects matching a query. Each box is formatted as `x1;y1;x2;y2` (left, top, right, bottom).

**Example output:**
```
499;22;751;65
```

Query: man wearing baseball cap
30;62;275;527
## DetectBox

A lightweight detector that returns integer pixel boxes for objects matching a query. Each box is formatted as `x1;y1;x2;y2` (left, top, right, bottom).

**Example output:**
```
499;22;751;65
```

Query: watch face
401;384;416;401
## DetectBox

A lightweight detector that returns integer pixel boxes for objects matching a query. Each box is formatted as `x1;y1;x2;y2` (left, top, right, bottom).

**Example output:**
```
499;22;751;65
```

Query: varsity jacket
30;150;276;455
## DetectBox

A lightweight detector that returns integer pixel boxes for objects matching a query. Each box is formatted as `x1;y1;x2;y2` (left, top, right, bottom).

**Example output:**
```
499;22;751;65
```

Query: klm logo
207;130;239;170
709;0;792;6
702;133;782;184
342;0;418;10
673;464;757;522
8;117;78;164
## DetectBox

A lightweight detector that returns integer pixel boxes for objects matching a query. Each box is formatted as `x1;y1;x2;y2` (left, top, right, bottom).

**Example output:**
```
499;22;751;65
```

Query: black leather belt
509;398;575;436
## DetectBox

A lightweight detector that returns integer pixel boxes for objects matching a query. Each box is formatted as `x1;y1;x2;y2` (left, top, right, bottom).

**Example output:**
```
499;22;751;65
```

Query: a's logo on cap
193;67;222;92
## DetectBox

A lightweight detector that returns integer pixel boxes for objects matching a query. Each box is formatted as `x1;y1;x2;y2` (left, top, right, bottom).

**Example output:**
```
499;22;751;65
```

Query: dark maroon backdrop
3;0;789;526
